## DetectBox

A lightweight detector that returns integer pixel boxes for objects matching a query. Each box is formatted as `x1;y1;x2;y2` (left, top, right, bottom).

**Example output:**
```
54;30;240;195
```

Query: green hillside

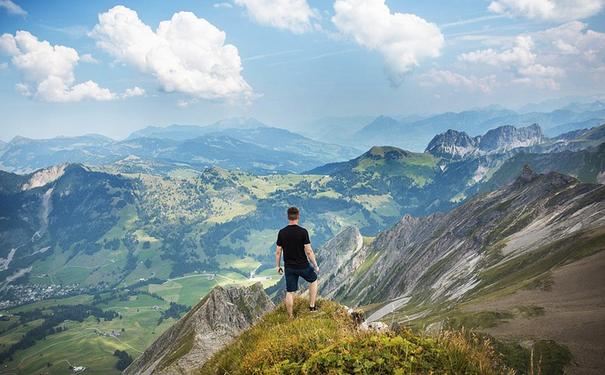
200;297;514;375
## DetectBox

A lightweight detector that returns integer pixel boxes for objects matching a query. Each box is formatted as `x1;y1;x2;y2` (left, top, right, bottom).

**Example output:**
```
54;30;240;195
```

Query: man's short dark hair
287;206;299;221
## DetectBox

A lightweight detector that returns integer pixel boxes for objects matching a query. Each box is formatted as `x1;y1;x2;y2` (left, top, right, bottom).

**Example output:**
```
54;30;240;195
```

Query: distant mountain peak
425;129;477;159
366;146;411;159
210;117;266;129
426;124;546;159
478;123;545;153
21;164;69;190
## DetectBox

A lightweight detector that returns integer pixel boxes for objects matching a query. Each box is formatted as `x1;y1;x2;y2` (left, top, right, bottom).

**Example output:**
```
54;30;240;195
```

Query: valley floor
0;269;279;374
465;250;605;374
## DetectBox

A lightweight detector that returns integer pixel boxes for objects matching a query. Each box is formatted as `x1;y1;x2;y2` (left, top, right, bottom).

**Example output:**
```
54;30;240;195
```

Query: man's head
287;206;299;222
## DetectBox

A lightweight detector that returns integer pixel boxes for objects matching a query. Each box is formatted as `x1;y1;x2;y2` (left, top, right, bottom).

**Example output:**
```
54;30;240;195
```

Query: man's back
277;224;310;269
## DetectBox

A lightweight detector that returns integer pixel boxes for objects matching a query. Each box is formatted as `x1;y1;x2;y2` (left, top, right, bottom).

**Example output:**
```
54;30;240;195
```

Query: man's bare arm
275;245;283;274
304;244;319;272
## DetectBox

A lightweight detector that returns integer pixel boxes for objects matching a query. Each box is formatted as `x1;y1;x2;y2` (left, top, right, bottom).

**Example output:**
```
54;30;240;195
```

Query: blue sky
1;0;604;140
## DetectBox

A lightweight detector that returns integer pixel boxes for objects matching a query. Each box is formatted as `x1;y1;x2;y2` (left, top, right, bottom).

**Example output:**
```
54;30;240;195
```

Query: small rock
425;321;443;335
360;321;390;333
348;308;365;326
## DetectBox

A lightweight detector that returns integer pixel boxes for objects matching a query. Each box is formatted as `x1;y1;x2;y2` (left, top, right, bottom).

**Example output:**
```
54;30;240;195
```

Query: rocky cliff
426;124;545;159
124;283;274;375
315;226;366;299
322;167;605;308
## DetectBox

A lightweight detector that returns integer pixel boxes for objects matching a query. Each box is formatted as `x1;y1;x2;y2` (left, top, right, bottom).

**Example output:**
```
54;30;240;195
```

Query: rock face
124;283;274;375
478;124;545;153
426;124;545;159
425;129;478;159
315;226;366;299
322;167;605;308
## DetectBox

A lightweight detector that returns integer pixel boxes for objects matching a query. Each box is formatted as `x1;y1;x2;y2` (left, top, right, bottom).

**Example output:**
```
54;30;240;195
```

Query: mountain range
0;114;604;374
1;123;603;294
311;166;605;372
302;102;605;151
0;118;360;174
3;102;605;173
130;165;605;374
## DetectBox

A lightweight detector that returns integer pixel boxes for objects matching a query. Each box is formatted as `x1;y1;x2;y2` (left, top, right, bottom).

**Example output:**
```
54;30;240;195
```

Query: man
275;206;320;319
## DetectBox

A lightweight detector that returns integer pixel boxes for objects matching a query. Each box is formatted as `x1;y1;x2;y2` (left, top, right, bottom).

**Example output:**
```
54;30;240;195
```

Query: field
0;293;173;375
0;266;280;374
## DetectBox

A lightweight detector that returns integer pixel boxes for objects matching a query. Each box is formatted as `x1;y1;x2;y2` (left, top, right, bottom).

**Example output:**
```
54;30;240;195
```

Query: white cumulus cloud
36;77;116;102
234;0;318;34
536;21;605;62
80;53;99;63
122;86;145;98
332;0;444;85
214;2;233;9
420;70;497;93
0;0;26;16
534;21;605;86
488;0;605;22
0;30;137;102
91;5;252;101
459;35;563;89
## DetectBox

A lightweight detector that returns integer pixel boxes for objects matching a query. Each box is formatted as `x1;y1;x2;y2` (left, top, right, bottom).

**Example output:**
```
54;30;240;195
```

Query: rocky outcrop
478;124;545;153
425;129;478;159
426;124;545;159
124;283;274;375
315;226;366;299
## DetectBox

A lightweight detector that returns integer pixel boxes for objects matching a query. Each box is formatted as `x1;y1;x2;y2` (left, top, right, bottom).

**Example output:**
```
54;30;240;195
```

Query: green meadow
0;266;280;374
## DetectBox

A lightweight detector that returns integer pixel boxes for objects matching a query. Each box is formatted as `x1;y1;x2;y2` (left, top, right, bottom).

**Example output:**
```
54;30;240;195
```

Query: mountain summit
426;124;545;159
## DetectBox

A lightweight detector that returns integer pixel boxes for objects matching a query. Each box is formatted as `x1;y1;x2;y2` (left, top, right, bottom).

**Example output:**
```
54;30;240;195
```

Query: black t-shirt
277;224;311;269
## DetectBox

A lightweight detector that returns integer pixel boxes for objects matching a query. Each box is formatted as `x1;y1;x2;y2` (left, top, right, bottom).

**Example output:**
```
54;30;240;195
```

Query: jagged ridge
124;283;273;375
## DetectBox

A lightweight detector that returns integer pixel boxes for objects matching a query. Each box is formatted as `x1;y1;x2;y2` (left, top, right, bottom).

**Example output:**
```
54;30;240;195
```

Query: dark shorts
285;264;317;292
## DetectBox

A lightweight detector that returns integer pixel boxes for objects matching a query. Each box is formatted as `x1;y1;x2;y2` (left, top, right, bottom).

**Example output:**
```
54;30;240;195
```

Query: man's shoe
309;305;318;312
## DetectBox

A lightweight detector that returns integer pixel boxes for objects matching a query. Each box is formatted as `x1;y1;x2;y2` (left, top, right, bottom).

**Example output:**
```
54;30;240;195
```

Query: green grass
492;339;573;375
158;329;195;371
353;251;380;278
147;269;278;307
445;311;514;330
0;293;175;375
352;148;438;186
7;294;93;314
219;229;276;258
149;275;217;306
199;297;513;375
524;273;554;291
353;194;401;217
473;227;605;301
216;255;261;275
0;319;44;347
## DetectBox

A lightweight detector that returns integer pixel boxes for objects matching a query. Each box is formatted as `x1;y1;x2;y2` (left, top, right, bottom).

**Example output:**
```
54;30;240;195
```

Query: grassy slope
372;228;605;374
200;297;513;375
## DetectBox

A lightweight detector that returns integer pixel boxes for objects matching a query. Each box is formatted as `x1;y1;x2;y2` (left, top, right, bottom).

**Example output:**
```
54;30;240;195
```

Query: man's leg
308;280;318;308
285;292;295;318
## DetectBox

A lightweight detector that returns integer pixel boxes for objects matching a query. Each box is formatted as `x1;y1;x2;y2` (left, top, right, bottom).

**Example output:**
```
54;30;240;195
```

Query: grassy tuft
492;339;572;375
199;297;513;374
199;298;355;374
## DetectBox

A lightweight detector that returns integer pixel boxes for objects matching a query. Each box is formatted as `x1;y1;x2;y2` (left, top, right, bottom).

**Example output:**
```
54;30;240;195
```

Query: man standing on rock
276;206;320;318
